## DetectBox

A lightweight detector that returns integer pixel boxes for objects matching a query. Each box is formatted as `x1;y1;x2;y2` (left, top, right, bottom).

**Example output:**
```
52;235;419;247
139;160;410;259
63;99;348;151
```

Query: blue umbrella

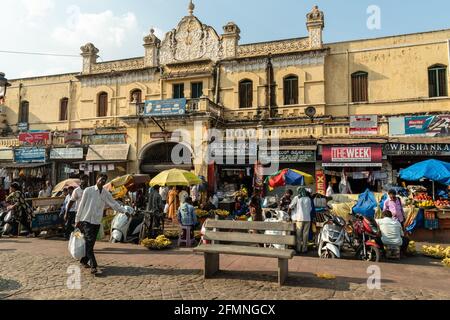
399;160;450;186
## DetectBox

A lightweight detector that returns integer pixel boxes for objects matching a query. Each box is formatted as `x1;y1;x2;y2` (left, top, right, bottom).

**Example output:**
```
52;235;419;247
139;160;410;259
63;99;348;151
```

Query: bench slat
204;231;296;246
205;220;295;232
194;244;295;259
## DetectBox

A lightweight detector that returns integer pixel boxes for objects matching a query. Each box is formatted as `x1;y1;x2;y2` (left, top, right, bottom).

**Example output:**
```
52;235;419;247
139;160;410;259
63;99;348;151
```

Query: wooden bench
193;219;296;286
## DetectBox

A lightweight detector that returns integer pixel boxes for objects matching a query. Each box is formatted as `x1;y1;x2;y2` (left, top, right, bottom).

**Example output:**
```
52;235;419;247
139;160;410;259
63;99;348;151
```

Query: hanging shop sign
350;115;378;136
19;131;51;145
64;130;83;145
384;143;450;156
150;131;182;139
90;134;127;145
0;148;14;161
86;144;130;161
50;148;84;160
14;148;46;163
259;150;316;163
17;123;29;131
389;115;450;137
316;170;326;196
144;98;187;117
322;145;383;167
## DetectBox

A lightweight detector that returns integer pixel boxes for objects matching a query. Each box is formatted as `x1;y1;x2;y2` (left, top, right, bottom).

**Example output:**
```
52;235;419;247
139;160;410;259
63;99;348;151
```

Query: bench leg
204;253;220;279
278;258;288;286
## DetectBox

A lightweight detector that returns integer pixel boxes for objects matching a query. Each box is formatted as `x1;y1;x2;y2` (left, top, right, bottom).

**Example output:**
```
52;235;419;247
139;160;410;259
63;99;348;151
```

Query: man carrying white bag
68;229;86;260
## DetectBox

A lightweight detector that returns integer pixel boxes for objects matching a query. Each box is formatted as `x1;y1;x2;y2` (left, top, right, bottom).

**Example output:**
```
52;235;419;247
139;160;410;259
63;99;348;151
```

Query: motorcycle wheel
357;246;380;262
320;250;336;259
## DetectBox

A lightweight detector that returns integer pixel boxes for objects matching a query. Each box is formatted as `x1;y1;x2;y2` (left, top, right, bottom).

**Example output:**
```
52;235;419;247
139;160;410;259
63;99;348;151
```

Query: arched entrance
139;141;194;176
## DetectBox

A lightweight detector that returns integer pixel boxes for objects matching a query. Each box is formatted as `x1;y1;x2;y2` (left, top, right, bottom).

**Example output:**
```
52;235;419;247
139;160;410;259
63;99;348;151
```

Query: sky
2;0;450;79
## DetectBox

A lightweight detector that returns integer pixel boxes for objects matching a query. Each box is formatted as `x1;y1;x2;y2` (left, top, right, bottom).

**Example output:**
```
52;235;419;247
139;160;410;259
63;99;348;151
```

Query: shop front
321;144;386;194
50;147;85;182
79;144;131;184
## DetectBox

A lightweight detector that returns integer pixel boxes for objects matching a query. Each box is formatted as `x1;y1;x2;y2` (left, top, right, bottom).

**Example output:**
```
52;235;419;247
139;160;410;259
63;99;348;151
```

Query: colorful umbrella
52;179;81;196
150;169;202;187
265;169;314;190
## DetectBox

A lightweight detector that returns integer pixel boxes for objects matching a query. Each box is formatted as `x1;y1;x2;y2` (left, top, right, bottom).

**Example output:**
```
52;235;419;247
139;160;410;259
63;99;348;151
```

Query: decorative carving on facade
159;16;223;65
163;61;214;79
143;29;161;67
90;58;145;74
80;70;156;87
223;52;326;73
237;38;310;58
80;43;99;74
222;22;240;58
306;6;324;49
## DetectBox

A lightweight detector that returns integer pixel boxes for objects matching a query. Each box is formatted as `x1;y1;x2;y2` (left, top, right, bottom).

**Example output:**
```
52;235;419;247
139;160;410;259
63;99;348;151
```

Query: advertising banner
390;115;450;137
15;148;46;163
322;145;383;167
19;132;51;145
50;148;84;160
350;115;378;135
64;130;82;145
90;134;127;145
316;170;326;196
144;98;187;117
383;143;450;156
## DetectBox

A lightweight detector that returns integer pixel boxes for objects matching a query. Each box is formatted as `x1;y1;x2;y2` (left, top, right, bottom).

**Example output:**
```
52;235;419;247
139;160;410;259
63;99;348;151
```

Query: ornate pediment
159;15;223;65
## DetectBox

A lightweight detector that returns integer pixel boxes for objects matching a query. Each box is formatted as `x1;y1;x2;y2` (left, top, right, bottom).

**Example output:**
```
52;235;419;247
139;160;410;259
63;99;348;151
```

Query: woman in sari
167;187;180;222
6;182;34;237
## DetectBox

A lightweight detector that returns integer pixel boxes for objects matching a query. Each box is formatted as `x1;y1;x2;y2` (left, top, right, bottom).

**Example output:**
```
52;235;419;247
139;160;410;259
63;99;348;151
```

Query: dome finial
188;0;195;15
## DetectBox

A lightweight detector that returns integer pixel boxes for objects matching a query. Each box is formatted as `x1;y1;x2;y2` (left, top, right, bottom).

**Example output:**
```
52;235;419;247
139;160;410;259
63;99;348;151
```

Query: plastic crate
424;219;439;230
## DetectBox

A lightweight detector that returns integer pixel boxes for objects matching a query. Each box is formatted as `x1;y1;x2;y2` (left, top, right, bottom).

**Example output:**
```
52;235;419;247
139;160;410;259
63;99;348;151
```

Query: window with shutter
98;92;108;117
428;65;448;97
283;76;299;105
19;101;29;123
191;82;203;99
239;80;253;108
131;89;142;103
351;72;368;103
173;84;185;99
60;98;68;121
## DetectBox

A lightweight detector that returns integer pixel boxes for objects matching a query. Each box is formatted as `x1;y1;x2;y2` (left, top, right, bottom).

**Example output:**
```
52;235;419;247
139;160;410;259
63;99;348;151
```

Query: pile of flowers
164;230;180;239
195;209;210;218
141;235;172;250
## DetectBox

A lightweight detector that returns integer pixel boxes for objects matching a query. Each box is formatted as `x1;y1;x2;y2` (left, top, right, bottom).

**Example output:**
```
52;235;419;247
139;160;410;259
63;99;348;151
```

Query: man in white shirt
289;187;312;254
65;175;89;220
75;174;129;275
375;210;410;253
159;186;169;206
38;180;52;198
326;182;334;198
190;185;200;206
209;193;219;210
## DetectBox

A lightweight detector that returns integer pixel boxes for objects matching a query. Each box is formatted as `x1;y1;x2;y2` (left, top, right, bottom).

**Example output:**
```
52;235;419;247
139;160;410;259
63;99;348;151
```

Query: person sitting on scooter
6;182;34;237
375;210;410;255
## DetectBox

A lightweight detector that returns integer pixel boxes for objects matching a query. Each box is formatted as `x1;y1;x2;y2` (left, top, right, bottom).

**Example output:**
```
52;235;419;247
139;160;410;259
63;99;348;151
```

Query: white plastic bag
68;230;86;260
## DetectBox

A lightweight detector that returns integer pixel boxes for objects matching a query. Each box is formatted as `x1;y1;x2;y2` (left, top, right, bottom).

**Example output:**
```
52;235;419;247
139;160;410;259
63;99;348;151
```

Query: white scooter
317;213;348;259
0;209;15;237
264;209;290;250
110;206;140;244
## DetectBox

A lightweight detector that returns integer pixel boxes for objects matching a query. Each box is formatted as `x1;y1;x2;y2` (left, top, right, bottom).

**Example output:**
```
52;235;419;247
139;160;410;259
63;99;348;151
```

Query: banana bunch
443;258;450;268
214;209;230;217
407;241;417;255
141;235;172;250
422;245;450;259
195;209;210;218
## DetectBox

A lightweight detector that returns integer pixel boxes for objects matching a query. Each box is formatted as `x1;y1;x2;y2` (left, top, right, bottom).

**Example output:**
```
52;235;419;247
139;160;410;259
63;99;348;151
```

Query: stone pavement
1;238;449;300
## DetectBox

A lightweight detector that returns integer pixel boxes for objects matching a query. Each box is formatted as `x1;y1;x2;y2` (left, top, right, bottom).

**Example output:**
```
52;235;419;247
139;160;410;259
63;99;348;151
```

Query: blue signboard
15;148;46;163
144;98;187;117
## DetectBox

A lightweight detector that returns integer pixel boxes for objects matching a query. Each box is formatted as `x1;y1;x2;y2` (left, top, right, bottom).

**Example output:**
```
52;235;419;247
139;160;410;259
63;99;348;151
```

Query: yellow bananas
141;235;172;250
407;241;417;255
422;245;450;259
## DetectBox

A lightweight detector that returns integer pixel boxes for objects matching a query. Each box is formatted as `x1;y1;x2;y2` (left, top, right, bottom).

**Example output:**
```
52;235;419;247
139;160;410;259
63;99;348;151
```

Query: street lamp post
0;72;11;104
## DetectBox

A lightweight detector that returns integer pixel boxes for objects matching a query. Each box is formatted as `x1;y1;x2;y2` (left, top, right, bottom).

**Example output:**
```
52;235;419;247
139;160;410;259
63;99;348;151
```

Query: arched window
130;89;142;104
19;101;29;123
60;98;69;121
283;75;299;105
351;71;368;102
97;92;108;117
428;64;448;97
239;79;253;108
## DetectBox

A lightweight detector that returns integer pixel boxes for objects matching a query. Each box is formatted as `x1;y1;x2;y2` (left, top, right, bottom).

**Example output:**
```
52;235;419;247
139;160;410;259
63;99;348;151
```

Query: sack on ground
68;230;86;260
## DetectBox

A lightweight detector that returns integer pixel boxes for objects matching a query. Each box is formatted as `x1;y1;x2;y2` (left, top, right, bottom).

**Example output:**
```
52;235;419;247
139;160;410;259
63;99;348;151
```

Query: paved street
1;238;449;300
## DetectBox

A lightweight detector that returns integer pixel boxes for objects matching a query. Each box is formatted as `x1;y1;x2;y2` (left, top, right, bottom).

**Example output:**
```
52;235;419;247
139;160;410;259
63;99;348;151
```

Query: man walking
75;174;130;275
289;187;313;254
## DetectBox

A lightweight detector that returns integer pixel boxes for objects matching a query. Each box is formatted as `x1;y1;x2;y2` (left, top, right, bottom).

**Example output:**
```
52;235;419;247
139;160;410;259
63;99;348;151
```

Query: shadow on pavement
99;265;201;278
96;247;196;256
0;278;22;299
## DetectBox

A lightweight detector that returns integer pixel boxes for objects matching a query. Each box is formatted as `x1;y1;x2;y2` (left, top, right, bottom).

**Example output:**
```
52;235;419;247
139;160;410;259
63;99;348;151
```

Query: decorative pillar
306;6;325;49
80;43;99;74
143;29;161;68
222;22;241;59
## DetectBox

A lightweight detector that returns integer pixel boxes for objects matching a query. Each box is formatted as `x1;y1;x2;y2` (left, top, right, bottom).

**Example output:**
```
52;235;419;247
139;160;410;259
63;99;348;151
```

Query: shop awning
319;138;387;145
86;144;130;162
0;162;51;169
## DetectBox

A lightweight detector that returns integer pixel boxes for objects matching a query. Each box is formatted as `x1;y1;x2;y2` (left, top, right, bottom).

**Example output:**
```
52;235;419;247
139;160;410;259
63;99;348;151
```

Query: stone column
143;29;161;68
222;22;241;59
80;43;99;74
306;6;325;50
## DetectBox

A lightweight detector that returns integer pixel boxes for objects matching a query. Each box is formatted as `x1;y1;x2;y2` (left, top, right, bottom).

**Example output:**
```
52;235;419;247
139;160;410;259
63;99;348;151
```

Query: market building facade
0;2;449;196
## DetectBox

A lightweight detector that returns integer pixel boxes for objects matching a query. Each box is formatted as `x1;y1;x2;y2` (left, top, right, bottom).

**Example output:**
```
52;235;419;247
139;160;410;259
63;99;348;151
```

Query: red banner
322;145;382;167
19;132;51;145
316;170;326;196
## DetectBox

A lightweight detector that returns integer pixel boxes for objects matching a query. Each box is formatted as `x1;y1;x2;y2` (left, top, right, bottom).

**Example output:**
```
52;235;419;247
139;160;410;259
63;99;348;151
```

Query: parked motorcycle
110;206;141;244
0;209;16;237
346;214;381;262
317;212;347;259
